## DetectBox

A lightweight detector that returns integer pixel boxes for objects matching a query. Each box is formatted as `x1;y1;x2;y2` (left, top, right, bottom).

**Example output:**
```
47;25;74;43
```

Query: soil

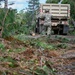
0;35;75;75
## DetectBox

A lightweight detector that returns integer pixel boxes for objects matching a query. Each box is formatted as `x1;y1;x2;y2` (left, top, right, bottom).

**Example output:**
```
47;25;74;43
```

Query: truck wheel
63;33;67;35
59;30;63;35
54;30;58;34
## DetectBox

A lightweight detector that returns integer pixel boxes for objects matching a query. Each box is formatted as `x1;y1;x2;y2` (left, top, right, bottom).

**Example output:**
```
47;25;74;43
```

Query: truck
35;3;70;35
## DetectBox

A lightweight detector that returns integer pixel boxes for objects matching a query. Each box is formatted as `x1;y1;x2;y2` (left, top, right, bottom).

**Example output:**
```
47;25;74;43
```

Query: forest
0;0;75;75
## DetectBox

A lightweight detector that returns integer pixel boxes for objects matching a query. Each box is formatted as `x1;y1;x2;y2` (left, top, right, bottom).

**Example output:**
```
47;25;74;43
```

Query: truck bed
37;4;70;19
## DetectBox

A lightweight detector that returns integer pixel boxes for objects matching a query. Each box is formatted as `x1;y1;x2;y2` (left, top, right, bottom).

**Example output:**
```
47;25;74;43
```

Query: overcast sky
1;0;46;11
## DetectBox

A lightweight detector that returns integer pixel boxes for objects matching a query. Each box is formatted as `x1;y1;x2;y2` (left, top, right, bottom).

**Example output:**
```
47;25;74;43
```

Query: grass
55;35;70;43
14;34;56;50
56;43;68;49
69;30;75;35
0;56;18;68
34;61;56;75
0;43;5;50
7;47;26;53
14;34;69;50
0;34;73;75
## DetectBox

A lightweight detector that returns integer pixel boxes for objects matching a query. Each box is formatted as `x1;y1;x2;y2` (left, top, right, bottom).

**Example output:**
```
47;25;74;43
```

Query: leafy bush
0;43;5;52
34;61;56;75
61;38;70;43
55;35;70;43
0;8;17;38
0;43;5;50
25;38;56;50
35;41;55;50
8;47;26;53
57;43;68;49
0;56;17;68
69;30;75;35
14;35;56;50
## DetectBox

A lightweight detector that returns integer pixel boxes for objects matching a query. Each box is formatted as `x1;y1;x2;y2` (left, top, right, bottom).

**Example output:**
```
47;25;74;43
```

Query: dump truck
35;3;70;35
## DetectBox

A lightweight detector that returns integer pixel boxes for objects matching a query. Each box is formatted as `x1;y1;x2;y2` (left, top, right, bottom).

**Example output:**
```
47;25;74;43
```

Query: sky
1;0;46;11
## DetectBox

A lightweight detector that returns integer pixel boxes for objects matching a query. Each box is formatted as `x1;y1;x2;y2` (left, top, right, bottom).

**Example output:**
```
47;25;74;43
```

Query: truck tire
63;25;69;35
58;25;69;35
54;30;58;34
59;30;63;35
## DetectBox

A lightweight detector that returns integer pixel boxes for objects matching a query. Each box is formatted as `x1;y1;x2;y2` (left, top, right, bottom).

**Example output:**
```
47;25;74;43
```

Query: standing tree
27;0;39;26
28;0;39;13
0;0;17;37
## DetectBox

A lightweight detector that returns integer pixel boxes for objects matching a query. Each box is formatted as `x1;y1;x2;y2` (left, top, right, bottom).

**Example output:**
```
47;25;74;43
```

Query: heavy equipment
35;3;70;35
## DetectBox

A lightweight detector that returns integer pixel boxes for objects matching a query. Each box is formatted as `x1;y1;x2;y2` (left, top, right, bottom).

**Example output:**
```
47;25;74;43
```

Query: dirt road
24;35;75;40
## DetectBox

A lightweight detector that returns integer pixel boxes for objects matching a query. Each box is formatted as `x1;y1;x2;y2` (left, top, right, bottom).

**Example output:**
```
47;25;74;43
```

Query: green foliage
22;38;45;48
16;10;26;24
16;10;35;34
0;1;39;37
27;0;40;27
62;0;75;20
0;8;16;25
61;38;69;43
0;8;18;37
23;11;32;26
34;61;56;75
34;41;55;50
0;43;6;52
0;43;5;50
28;0;40;12
7;47;26;53
0;8;31;37
46;0;60;3
0;56;17;68
14;34;30;41
55;35;70;43
69;30;75;35
14;35;56;50
57;43;68;49
2;22;20;38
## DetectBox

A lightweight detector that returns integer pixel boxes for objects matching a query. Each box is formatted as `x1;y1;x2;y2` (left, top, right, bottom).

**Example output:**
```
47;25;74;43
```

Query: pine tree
28;0;39;13
27;0;40;26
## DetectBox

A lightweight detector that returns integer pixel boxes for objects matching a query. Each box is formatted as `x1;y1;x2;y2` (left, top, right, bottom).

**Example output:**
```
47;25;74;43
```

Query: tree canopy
26;0;40;27
28;0;39;12
46;0;60;3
